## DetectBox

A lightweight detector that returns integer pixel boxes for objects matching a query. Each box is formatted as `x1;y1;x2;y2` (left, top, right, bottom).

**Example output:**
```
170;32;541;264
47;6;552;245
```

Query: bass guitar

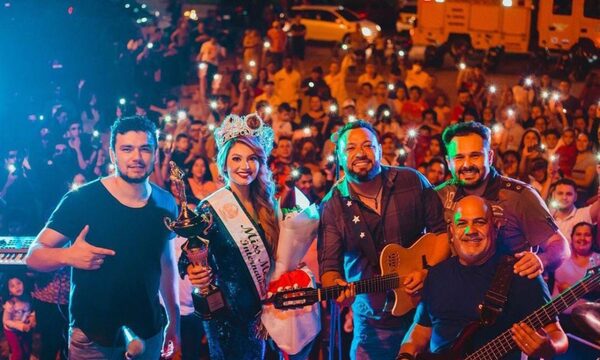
268;233;438;316
416;265;600;360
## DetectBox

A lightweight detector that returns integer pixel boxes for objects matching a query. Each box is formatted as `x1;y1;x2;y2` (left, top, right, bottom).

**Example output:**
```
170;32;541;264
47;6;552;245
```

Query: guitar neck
318;273;400;301
466;272;598;360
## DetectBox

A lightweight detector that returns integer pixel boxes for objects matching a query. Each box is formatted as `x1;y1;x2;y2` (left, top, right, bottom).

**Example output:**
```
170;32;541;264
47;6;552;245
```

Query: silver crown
214;113;274;155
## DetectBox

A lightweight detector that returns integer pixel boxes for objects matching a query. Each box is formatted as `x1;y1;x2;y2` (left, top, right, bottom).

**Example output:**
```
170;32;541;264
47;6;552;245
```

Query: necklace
356;185;383;211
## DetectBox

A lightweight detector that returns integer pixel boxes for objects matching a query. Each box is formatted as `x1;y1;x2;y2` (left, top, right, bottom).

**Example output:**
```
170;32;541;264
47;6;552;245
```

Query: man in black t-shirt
397;196;568;360
26;116;180;359
289;14;306;61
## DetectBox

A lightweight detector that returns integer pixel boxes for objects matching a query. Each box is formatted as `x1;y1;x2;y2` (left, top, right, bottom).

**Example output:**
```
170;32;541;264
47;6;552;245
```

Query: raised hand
68;136;81;150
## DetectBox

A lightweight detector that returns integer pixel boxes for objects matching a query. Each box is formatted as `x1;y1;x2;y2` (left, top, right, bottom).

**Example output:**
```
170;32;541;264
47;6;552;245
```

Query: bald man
397;196;567;360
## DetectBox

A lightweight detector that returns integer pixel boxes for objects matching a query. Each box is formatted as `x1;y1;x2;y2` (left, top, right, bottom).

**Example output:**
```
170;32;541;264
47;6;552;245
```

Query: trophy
163;161;226;319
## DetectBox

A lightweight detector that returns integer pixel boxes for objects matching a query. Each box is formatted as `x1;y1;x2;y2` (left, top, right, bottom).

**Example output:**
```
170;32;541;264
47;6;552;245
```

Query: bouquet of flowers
261;188;320;355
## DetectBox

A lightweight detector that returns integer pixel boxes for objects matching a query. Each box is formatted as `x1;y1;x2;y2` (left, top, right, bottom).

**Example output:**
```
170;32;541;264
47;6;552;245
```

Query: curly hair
216;136;280;255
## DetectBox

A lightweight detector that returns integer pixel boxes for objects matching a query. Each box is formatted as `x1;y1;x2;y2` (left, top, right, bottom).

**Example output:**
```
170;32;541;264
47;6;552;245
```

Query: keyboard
0;236;35;267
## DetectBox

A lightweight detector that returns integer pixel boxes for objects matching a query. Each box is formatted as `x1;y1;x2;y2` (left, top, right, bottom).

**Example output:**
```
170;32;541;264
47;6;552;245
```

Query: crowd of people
1;3;600;360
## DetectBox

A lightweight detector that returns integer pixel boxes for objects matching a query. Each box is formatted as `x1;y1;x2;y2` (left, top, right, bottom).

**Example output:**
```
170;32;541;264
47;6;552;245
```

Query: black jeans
33;298;69;360
181;314;208;360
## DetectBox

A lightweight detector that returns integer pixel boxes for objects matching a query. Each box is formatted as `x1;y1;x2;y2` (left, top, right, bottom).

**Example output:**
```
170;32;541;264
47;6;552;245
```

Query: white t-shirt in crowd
552;205;594;243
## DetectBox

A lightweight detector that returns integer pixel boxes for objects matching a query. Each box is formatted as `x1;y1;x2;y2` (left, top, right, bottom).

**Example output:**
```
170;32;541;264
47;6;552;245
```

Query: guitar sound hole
388;253;398;268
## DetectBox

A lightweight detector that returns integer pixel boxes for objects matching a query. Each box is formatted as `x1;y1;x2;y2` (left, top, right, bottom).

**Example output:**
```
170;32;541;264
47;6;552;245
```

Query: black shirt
416;255;552;359
289;23;306;40
46;179;177;346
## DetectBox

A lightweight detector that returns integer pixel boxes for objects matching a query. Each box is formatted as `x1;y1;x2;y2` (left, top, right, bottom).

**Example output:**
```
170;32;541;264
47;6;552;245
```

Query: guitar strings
285;273;401;300
465;274;598;360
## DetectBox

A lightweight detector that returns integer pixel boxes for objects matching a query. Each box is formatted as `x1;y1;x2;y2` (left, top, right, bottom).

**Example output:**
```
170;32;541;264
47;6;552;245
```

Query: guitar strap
335;190;379;270
479;255;517;327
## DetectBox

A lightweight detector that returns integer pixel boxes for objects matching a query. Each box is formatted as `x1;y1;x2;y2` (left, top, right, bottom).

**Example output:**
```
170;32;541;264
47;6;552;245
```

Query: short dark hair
560;79;571;86
277;136;292;144
296;166;312;177
255;100;270;110
442;122;491;150
278;102;291;112
380;132;399;145
332;120;378;147
422;109;437;122
409;86;422;95
176;133;189;141
530;157;548;172
543;128;561;138
67;119;82;128
553;178;577;191
428;157;447;170
502;150;520;163
458;87;471;95
216;94;231;104
462;108;480;122
110;116;157;151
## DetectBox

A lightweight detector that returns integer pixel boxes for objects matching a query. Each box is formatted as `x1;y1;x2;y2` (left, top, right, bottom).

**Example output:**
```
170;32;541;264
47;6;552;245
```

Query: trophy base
192;287;226;320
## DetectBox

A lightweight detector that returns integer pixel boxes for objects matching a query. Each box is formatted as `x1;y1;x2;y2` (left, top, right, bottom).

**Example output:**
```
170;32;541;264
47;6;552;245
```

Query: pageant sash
206;188;271;300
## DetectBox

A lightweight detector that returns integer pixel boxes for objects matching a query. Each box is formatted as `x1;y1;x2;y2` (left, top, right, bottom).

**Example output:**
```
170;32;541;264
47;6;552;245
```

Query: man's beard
117;165;153;184
347;162;381;182
457;166;484;188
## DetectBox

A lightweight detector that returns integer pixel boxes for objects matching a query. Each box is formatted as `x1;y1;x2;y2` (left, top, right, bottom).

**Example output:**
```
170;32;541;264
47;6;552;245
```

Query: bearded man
436;121;569;277
26;116;180;359
318;120;450;359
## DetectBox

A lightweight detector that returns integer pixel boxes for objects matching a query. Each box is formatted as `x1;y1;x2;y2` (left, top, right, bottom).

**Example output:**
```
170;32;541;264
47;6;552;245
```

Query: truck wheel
425;45;443;68
448;36;472;63
570;41;596;81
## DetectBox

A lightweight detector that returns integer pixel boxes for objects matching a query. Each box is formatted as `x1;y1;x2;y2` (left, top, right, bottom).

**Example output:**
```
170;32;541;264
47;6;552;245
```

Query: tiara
214;113;274;155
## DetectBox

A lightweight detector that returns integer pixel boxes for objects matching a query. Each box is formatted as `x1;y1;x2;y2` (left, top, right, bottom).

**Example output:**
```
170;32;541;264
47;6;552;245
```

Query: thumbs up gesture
66;225;116;270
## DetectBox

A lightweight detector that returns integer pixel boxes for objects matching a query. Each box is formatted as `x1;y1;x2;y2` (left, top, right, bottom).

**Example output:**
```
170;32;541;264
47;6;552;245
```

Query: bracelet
396;353;415;360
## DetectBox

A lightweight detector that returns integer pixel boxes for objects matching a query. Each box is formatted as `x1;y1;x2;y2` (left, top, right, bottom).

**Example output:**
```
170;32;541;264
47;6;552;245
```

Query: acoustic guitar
267;233;439;316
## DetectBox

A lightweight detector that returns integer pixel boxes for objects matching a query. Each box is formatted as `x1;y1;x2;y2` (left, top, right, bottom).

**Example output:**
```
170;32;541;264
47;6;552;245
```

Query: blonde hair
216;136;279;255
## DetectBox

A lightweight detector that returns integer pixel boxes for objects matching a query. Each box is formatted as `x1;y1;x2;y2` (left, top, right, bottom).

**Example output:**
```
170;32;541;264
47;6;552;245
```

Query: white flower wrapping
261;188;321;355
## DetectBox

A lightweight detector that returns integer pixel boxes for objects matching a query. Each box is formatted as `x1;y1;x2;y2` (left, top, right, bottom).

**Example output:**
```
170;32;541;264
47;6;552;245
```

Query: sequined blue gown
178;200;273;360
